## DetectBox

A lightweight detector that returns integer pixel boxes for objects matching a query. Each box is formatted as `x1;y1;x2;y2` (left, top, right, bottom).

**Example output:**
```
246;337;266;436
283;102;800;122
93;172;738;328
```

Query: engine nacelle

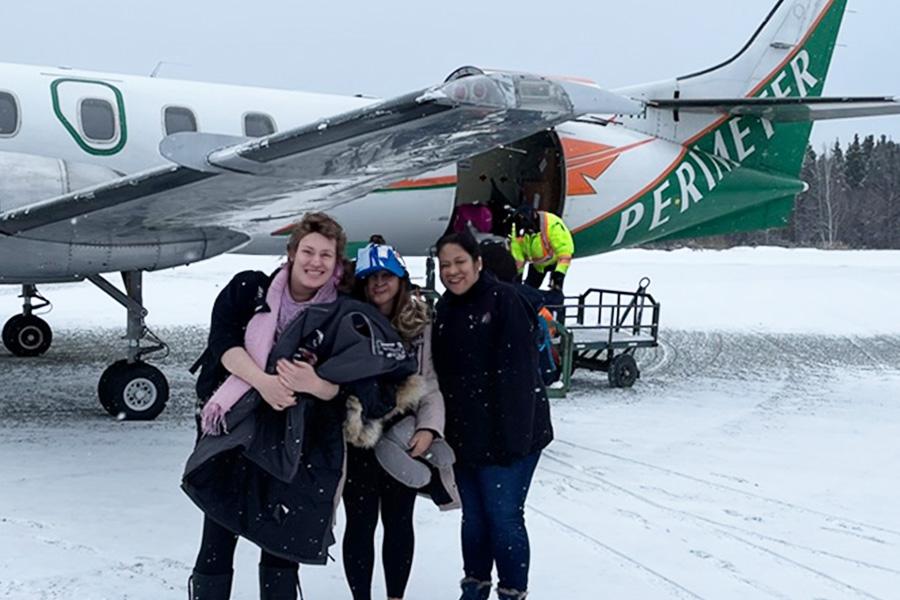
0;229;249;284
0;151;119;213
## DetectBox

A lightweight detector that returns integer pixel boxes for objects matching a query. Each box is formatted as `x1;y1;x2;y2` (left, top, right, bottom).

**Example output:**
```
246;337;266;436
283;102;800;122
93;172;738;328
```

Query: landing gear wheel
2;314;53;357
97;360;169;420
608;354;639;388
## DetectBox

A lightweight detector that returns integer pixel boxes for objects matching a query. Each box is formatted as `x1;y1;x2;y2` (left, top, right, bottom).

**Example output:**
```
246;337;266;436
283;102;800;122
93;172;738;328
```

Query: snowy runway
1;249;899;599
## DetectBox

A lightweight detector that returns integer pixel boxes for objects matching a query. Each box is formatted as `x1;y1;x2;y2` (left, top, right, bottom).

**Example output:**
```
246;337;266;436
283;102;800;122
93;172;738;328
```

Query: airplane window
80;98;116;142
164;106;198;135
0;92;18;135
244;112;276;137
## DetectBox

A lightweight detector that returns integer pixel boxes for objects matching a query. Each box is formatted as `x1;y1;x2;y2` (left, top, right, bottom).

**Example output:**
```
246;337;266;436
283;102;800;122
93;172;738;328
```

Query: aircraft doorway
452;130;565;237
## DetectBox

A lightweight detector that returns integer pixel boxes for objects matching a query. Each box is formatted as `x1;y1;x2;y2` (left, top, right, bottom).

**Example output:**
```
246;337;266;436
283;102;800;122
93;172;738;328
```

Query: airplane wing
0;70;642;251
647;96;900;122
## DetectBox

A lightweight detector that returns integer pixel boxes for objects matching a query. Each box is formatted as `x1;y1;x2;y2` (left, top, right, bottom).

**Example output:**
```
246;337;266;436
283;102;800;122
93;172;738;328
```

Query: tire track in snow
527;503;710;600
536;469;790;600
843;336;890;370
540;459;900;576
0;556;191;599
539;460;894;600
640;333;678;377
552;439;900;539
594;332;900;390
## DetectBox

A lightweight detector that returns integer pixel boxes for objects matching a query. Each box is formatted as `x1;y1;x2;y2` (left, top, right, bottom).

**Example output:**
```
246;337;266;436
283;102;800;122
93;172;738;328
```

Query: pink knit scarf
200;263;342;435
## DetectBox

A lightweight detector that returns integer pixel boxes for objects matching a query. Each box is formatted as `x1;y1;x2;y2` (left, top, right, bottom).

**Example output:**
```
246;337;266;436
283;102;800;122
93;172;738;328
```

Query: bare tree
815;143;848;248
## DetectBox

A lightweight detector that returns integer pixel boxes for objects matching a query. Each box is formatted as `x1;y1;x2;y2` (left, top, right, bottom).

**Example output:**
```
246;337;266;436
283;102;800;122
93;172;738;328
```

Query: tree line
681;135;900;249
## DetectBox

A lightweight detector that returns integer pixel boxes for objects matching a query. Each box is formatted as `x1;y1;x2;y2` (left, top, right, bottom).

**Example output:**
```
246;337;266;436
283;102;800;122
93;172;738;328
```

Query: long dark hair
355;235;429;341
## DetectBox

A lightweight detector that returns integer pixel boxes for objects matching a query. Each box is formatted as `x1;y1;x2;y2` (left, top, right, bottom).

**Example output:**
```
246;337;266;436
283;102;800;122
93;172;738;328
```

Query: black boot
497;588;528;600
188;570;233;600
259;565;300;600
460;577;492;600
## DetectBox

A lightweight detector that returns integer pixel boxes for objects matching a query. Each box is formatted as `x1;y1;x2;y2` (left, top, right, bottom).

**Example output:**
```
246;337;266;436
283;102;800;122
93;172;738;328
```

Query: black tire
608;353;639;388
97;360;169;420
97;361;121;416
2;315;53;357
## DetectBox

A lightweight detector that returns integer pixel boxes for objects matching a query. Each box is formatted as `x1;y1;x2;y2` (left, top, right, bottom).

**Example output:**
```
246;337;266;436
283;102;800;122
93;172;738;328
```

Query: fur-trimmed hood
344;375;427;448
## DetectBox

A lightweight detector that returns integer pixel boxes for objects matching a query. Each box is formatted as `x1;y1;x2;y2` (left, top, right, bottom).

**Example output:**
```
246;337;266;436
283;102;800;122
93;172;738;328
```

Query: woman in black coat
431;231;553;600
183;213;415;600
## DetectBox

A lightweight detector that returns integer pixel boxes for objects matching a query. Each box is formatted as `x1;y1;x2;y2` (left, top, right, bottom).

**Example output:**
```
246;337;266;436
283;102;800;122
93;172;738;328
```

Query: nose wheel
2;284;53;357
5;277;170;420
2;314;53;357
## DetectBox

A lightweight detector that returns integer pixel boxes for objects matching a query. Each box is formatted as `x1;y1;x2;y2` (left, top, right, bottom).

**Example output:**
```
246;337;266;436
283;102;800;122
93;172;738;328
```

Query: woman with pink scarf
183;213;416;600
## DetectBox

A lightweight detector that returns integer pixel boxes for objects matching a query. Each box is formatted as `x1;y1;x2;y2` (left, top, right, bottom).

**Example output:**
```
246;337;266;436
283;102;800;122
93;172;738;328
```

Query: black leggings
194;516;298;575
342;446;418;600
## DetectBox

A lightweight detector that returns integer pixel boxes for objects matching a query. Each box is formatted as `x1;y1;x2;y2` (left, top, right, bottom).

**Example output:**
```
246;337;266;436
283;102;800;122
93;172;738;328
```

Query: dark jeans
454;451;541;592
342;445;418;600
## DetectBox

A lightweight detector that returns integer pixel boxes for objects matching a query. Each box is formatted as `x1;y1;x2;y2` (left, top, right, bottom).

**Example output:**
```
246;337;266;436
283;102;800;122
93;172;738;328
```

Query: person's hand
257;373;297;411
276;359;339;400
408;429;435;458
550;270;566;291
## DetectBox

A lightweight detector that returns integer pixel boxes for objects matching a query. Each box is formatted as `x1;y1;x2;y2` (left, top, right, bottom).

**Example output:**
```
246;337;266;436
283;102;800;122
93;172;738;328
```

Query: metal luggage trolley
548;278;660;397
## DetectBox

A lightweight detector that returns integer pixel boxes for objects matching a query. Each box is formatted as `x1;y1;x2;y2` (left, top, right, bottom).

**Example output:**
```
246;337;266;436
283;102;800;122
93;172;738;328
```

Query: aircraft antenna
150;61;189;78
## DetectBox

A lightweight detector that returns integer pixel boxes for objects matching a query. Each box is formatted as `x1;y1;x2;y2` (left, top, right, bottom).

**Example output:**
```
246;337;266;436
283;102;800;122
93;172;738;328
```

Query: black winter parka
184;270;416;564
432;272;553;466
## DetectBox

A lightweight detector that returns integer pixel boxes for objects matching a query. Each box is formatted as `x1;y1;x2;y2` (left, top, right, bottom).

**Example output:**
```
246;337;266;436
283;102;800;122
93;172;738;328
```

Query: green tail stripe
650;196;796;243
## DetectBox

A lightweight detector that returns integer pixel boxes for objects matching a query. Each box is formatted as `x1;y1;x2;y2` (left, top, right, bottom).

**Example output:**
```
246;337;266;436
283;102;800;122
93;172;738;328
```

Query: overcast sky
4;0;898;148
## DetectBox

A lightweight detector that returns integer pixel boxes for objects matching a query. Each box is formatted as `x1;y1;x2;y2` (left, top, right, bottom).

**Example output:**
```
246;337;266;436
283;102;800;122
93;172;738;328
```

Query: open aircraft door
452;129;567;236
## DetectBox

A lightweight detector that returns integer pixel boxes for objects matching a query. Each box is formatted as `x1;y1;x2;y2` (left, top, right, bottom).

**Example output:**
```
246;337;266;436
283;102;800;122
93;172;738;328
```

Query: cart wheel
608;354;639;388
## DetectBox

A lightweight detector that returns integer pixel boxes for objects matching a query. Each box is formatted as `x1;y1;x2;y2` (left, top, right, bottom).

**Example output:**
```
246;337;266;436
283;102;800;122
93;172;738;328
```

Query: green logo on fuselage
51;78;128;157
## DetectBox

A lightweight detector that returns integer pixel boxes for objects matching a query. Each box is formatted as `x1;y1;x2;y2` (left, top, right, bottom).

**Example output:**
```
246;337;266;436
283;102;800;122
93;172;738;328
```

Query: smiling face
438;242;482;296
289;232;337;301
365;270;401;316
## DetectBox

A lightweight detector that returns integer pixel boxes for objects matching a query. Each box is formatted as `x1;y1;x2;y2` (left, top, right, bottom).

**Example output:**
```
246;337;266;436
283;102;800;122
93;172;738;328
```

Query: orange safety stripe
524;213;557;267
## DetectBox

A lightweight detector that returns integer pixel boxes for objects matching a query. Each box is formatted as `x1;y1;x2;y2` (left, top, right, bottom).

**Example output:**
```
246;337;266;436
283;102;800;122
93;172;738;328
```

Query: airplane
0;0;897;420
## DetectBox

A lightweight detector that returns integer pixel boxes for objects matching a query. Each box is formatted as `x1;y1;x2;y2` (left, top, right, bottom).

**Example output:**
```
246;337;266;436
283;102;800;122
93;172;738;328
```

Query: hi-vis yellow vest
510;211;575;274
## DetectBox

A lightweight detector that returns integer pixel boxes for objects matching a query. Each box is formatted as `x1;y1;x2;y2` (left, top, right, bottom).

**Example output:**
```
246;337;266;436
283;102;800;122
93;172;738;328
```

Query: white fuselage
0;62;475;259
0;35;823;284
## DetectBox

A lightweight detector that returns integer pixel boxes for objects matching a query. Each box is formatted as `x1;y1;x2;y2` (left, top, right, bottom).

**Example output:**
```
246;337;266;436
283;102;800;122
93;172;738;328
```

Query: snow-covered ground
1;248;899;599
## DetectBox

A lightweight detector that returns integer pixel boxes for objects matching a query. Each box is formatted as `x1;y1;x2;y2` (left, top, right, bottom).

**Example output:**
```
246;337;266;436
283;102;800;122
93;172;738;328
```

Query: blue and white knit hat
355;243;408;279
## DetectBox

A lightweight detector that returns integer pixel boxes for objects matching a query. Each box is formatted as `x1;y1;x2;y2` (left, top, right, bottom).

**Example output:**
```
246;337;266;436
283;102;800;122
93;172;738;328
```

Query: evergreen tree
790;145;819;245
844;134;868;190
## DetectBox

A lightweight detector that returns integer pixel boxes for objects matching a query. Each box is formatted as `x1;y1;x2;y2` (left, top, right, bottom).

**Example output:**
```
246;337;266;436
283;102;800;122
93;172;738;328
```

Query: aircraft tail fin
620;0;849;176
677;0;847;99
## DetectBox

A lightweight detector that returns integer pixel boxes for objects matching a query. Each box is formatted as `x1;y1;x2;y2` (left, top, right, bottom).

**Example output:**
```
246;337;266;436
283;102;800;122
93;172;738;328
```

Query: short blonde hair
286;212;347;258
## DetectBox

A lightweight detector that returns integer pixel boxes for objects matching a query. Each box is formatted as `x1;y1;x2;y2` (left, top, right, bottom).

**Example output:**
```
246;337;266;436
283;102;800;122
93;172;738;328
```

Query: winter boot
188;570;233;600
497;588;528;600
459;577;492;600
259;565;300;600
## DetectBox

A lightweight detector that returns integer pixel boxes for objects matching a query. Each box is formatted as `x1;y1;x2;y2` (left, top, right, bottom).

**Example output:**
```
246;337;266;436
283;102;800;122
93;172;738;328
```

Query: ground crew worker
509;206;575;292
